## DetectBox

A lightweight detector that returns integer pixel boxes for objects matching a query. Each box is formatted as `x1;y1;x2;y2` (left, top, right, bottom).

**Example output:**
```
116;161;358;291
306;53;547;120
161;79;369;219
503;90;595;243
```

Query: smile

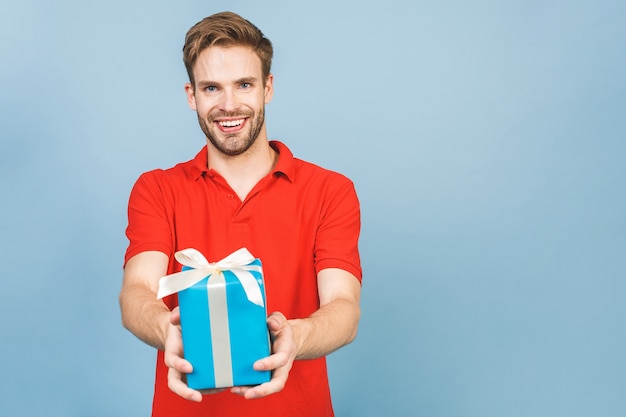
218;119;245;127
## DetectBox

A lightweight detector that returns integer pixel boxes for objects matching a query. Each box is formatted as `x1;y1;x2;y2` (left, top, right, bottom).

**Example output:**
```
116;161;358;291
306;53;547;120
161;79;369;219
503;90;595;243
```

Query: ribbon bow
157;248;264;307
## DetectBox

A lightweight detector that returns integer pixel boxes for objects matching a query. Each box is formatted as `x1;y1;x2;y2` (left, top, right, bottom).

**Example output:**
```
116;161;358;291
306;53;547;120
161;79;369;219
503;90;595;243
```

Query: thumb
170;306;181;325
267;311;287;333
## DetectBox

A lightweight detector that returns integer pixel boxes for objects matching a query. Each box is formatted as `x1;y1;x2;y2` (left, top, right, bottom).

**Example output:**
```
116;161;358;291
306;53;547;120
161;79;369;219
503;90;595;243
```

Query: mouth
218;118;245;127
215;117;247;132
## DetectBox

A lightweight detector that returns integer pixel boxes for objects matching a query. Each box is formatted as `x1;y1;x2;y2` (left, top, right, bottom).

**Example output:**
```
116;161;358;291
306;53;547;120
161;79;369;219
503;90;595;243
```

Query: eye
241;82;251;89
205;85;217;92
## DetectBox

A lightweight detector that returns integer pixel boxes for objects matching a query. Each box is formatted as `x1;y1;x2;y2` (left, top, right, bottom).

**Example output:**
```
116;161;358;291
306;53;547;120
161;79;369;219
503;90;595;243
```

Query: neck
206;137;277;201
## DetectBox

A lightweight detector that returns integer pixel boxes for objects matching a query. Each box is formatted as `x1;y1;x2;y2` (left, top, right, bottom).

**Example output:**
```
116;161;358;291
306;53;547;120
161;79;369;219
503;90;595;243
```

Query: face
186;45;274;156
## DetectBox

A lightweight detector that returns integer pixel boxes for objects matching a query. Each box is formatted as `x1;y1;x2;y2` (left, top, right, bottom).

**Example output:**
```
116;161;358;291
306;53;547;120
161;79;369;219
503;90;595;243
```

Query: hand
163;307;224;402
231;312;298;399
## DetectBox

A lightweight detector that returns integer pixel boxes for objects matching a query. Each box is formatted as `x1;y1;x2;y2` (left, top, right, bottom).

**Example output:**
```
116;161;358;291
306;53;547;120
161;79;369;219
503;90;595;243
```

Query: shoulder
294;156;352;180
132;147;207;191
289;149;357;201
289;155;360;215
272;141;355;191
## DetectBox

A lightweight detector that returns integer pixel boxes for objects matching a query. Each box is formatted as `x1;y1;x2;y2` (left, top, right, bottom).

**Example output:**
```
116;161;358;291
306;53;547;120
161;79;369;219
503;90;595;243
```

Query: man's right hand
163;307;225;402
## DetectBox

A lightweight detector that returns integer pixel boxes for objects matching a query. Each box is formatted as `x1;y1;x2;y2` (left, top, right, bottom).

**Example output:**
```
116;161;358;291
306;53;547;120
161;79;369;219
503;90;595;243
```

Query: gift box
157;248;271;389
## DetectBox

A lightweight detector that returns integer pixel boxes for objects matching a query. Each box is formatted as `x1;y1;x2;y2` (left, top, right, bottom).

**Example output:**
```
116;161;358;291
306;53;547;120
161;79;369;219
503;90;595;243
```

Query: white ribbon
157;247;264;307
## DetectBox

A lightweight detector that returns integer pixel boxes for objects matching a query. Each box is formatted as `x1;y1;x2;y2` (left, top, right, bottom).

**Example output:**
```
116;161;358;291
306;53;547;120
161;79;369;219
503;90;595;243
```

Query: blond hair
183;11;273;87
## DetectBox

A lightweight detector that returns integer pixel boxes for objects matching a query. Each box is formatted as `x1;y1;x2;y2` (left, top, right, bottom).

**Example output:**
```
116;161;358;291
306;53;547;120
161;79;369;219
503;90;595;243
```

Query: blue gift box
177;258;271;390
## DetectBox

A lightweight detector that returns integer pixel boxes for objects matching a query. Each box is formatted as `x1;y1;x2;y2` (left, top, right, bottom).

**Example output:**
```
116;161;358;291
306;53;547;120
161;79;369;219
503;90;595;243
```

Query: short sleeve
314;176;362;282
124;170;174;266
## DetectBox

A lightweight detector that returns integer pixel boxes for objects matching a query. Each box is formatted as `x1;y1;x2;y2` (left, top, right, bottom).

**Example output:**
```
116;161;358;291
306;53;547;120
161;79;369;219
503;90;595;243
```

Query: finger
163;329;190;372
230;385;252;396
164;352;193;374
170;307;181;325
241;350;293;399
163;321;193;374
253;350;289;372
168;366;202;402
241;367;289;399
266;312;287;332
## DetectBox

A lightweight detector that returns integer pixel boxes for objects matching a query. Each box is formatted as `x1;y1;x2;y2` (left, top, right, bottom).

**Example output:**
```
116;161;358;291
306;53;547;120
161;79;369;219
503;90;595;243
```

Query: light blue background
1;1;624;416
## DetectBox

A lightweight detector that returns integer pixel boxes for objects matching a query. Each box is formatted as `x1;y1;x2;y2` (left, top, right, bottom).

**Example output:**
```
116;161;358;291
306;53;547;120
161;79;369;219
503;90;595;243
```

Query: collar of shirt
188;140;296;182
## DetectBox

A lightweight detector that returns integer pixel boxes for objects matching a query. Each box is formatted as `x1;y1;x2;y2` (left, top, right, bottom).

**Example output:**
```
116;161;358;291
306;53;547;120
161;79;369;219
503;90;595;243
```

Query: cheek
195;102;213;117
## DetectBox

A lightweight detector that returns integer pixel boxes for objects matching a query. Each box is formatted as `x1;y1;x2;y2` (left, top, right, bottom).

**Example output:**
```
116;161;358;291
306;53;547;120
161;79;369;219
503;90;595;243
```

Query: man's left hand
231;311;299;399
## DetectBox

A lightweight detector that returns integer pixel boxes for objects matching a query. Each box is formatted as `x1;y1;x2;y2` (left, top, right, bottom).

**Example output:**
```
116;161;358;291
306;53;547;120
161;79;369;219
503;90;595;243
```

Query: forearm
120;283;171;350
290;297;360;360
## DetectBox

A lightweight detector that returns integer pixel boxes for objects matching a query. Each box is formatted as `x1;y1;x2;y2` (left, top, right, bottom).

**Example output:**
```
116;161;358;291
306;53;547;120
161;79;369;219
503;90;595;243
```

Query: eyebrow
235;76;258;85
196;77;259;88
196;80;217;89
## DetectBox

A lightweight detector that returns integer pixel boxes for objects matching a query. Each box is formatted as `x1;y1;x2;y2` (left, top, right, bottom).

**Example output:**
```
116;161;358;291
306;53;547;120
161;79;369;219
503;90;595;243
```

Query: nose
219;88;240;112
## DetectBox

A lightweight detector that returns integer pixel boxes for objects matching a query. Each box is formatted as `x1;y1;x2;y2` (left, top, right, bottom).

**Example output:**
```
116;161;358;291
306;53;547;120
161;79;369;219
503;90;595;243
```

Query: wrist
158;310;172;350
288;318;312;360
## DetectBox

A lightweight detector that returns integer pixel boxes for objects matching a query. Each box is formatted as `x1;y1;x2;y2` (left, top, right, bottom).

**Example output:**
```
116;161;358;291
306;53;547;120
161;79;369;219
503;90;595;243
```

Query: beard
197;106;265;156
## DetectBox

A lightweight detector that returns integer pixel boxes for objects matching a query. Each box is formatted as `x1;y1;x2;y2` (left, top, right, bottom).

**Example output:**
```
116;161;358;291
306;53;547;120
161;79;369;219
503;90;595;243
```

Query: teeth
219;119;244;127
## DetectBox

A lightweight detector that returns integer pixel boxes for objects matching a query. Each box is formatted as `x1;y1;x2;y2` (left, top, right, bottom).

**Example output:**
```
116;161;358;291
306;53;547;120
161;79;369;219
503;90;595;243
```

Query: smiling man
119;11;362;417
190;45;269;159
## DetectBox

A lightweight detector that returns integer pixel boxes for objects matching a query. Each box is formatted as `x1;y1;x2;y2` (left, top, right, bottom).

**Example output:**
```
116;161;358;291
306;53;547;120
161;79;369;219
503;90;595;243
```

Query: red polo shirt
124;141;362;417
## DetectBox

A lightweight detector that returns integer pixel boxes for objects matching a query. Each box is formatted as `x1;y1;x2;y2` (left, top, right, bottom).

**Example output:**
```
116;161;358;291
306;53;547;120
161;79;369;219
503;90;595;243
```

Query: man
119;11;362;417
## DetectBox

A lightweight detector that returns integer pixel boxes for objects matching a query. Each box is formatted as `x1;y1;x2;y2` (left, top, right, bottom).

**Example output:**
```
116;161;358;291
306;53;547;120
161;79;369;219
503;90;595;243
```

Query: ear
264;74;274;104
184;82;197;111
